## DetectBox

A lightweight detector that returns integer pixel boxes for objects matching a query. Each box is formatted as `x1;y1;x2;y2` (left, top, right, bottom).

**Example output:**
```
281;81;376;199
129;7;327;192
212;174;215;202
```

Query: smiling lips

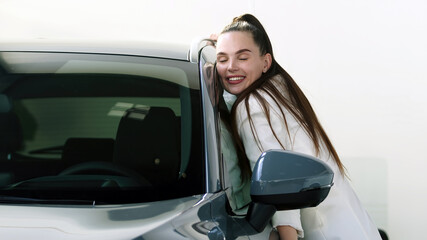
227;76;245;84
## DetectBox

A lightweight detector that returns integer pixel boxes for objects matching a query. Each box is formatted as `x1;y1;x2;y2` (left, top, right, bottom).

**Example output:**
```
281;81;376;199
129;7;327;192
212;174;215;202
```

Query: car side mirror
246;150;334;232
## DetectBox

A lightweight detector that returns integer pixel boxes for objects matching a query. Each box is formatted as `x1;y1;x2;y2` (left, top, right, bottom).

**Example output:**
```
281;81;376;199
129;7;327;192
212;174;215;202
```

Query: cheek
248;62;264;79
216;66;228;84
216;65;226;77
215;66;228;87
219;76;231;92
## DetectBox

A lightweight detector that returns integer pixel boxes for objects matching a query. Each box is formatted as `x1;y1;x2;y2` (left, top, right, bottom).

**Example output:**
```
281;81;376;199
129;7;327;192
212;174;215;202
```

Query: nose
227;59;238;72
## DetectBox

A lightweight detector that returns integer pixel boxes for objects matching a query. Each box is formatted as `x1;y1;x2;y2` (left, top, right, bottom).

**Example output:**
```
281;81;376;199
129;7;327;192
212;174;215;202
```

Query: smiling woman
215;14;383;240
216;31;271;95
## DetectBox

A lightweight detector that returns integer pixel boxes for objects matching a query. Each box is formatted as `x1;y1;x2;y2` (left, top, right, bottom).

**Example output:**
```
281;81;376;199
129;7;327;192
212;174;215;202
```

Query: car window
0;52;204;204
198;45;252;214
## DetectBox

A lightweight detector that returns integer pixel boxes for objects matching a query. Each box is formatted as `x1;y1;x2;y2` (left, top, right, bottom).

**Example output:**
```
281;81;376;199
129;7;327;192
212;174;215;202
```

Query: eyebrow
217;49;252;56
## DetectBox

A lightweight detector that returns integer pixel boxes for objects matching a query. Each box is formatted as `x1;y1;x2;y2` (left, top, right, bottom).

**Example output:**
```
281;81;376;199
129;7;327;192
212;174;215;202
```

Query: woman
215;14;382;240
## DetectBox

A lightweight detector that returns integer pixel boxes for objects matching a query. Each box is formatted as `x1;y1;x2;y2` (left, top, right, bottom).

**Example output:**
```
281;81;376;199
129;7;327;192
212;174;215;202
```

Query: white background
1;0;426;239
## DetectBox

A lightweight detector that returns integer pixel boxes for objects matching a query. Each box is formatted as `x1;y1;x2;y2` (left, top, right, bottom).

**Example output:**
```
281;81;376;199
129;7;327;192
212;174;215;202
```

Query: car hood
0;196;202;240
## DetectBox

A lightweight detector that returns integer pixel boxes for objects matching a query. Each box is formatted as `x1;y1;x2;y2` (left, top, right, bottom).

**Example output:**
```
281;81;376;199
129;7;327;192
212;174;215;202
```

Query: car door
199;44;276;240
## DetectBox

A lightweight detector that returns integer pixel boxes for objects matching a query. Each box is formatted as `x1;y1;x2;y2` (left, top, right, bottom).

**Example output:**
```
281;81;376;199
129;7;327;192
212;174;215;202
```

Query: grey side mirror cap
246;149;334;232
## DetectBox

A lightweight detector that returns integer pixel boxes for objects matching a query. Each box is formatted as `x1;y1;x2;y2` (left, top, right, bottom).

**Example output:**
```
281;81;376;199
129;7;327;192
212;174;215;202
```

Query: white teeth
228;77;244;81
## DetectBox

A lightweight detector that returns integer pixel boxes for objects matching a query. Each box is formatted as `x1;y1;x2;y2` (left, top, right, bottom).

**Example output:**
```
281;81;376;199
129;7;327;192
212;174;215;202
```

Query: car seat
113;107;180;186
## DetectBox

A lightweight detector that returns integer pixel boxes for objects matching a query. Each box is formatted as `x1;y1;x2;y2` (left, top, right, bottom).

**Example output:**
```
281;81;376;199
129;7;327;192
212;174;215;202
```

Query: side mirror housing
246;150;334;232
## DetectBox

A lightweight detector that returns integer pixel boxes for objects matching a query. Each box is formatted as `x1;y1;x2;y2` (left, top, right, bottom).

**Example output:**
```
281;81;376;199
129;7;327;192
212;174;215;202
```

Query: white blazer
233;76;382;239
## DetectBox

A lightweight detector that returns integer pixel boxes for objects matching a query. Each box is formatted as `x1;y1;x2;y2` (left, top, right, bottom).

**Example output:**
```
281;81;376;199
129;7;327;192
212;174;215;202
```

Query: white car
0;40;333;239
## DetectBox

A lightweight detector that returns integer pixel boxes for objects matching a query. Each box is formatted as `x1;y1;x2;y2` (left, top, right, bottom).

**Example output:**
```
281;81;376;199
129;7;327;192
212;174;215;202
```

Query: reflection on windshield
0;52;203;204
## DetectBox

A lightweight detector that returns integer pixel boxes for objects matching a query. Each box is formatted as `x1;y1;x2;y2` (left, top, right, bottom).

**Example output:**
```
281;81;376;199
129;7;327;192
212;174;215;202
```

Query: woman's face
216;31;271;96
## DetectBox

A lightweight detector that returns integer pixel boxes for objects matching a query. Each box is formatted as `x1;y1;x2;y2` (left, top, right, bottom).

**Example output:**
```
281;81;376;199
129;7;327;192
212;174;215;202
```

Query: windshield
0;51;204;204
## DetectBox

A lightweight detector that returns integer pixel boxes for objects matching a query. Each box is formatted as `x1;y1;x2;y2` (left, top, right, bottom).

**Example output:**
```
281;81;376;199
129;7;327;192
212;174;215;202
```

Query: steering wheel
59;161;151;187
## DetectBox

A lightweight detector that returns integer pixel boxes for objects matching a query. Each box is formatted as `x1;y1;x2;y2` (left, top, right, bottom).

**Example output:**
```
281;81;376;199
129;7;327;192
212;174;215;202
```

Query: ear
263;53;272;73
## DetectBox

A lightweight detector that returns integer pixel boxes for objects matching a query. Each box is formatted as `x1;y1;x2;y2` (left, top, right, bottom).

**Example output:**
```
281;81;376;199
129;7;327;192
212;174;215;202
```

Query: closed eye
238;54;250;61
217;55;228;63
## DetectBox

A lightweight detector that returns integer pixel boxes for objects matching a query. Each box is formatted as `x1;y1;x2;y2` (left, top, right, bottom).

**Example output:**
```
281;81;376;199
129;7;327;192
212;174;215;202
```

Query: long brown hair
218;14;346;180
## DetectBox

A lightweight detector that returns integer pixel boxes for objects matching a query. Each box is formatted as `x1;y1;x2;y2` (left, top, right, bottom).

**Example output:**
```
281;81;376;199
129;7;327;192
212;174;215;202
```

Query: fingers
206;33;218;47
209;33;218;41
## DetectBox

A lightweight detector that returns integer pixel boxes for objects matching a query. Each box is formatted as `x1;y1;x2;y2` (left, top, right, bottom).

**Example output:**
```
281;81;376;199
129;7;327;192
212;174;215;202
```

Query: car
0;39;334;239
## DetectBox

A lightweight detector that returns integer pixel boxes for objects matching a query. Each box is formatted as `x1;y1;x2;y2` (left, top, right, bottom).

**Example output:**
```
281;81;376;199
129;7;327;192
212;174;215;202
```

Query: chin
225;88;241;96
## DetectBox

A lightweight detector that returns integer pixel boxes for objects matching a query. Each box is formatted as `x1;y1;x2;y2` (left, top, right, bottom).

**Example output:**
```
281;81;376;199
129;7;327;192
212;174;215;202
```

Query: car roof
0;39;206;62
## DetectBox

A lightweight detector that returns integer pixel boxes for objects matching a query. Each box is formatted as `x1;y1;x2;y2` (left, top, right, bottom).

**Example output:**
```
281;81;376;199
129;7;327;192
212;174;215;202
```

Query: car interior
0;69;204;204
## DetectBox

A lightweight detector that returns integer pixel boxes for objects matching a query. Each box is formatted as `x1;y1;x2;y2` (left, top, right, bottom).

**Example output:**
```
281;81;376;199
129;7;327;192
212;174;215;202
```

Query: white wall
256;2;427;239
1;0;426;239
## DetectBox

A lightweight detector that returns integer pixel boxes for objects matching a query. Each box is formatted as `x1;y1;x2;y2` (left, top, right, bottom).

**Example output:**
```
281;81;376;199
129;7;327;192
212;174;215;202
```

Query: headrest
114;107;180;185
